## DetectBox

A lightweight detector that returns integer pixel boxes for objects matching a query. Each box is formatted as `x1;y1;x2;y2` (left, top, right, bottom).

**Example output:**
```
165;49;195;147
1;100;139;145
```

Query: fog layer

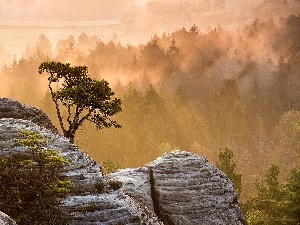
0;0;300;202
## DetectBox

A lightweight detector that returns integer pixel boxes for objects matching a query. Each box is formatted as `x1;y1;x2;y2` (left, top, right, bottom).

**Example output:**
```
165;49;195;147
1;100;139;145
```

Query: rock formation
108;151;247;225
0;211;17;225
0;98;58;134
0;98;246;224
0;118;162;225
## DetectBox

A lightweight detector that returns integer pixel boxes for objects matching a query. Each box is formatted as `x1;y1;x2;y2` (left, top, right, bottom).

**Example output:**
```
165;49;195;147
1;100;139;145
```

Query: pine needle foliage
0;130;72;225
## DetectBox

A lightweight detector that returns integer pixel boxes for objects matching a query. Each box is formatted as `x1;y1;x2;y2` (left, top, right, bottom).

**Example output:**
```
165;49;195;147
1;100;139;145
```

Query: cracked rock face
0;118;162;225
0;211;17;225
108;151;247;225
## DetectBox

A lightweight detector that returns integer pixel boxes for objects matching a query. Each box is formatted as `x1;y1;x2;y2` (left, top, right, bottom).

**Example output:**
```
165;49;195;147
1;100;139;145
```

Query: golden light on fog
0;0;299;204
0;0;141;21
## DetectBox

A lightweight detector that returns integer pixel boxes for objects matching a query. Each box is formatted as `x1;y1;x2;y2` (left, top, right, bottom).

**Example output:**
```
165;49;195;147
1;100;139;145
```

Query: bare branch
66;105;72;126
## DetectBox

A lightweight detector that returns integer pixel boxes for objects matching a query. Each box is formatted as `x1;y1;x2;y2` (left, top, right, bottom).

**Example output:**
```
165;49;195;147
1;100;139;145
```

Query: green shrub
102;157;120;175
244;165;300;225
216;147;242;198
0;130;72;225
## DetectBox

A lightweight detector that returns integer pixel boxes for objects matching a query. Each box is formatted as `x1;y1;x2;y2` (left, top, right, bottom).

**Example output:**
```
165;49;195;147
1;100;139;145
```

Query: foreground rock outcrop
109;151;247;225
0;211;17;225
0;118;161;225
0;99;246;224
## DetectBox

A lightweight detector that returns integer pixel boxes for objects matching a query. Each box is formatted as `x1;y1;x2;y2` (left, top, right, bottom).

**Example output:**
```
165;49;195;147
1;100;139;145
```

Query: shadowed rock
109;151;247;225
0;98;58;134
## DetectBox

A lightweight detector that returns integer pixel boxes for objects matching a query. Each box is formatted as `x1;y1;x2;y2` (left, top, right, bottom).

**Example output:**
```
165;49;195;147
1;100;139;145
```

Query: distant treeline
1;14;300;200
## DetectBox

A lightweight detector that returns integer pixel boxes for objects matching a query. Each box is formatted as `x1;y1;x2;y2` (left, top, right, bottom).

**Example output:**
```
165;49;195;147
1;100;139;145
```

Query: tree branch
66;105;72;126
77;110;92;128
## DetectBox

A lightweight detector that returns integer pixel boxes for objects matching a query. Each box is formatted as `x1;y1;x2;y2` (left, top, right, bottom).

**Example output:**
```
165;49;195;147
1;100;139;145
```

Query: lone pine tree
39;61;122;143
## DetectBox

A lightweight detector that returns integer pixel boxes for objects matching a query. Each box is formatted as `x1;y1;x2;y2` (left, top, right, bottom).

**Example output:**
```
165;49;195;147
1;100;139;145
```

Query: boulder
0;118;162;225
0;98;58;134
108;151;247;225
0;211;17;225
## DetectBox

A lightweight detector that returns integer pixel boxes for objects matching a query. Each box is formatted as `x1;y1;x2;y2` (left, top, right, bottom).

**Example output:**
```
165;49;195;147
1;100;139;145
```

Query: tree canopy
245;165;300;225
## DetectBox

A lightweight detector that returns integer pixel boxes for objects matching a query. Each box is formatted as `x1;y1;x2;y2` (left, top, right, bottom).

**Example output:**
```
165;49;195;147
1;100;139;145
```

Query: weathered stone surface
0;118;162;225
0;211;17;225
109;151;247;225
0;99;246;225
0;98;58;134
108;167;154;212
63;192;160;225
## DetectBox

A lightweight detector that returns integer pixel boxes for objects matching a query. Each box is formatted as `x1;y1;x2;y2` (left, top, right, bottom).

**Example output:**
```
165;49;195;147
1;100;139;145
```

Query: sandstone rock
0;211;17;225
0;99;247;225
108;150;247;225
0;118;162;225
0;98;58;134
108;167;154;212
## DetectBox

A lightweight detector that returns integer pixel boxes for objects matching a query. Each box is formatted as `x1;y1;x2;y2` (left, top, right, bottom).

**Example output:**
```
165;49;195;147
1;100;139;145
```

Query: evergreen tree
245;165;300;225
211;78;250;148
286;169;300;224
38;61;122;143
216;147;242;198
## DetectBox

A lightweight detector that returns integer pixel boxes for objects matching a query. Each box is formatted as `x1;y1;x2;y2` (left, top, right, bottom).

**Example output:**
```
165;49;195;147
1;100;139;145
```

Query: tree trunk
64;130;75;144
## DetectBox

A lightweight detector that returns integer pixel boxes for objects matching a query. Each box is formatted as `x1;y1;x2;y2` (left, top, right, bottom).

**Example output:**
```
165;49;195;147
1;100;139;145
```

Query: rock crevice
109;151;247;225
149;166;163;222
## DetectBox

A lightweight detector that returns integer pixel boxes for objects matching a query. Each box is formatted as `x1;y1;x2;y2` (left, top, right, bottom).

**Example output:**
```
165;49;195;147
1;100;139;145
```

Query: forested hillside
1;14;300;204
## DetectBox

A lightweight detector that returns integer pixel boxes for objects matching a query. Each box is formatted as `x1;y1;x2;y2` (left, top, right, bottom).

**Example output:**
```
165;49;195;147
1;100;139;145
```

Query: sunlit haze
0;0;144;20
0;0;300;206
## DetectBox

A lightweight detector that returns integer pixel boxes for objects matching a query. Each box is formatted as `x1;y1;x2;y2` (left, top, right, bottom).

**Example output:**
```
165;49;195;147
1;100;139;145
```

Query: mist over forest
0;0;300;206
121;0;300;41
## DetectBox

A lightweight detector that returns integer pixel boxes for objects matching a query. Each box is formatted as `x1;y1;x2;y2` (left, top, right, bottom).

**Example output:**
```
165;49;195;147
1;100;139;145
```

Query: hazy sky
0;0;147;21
